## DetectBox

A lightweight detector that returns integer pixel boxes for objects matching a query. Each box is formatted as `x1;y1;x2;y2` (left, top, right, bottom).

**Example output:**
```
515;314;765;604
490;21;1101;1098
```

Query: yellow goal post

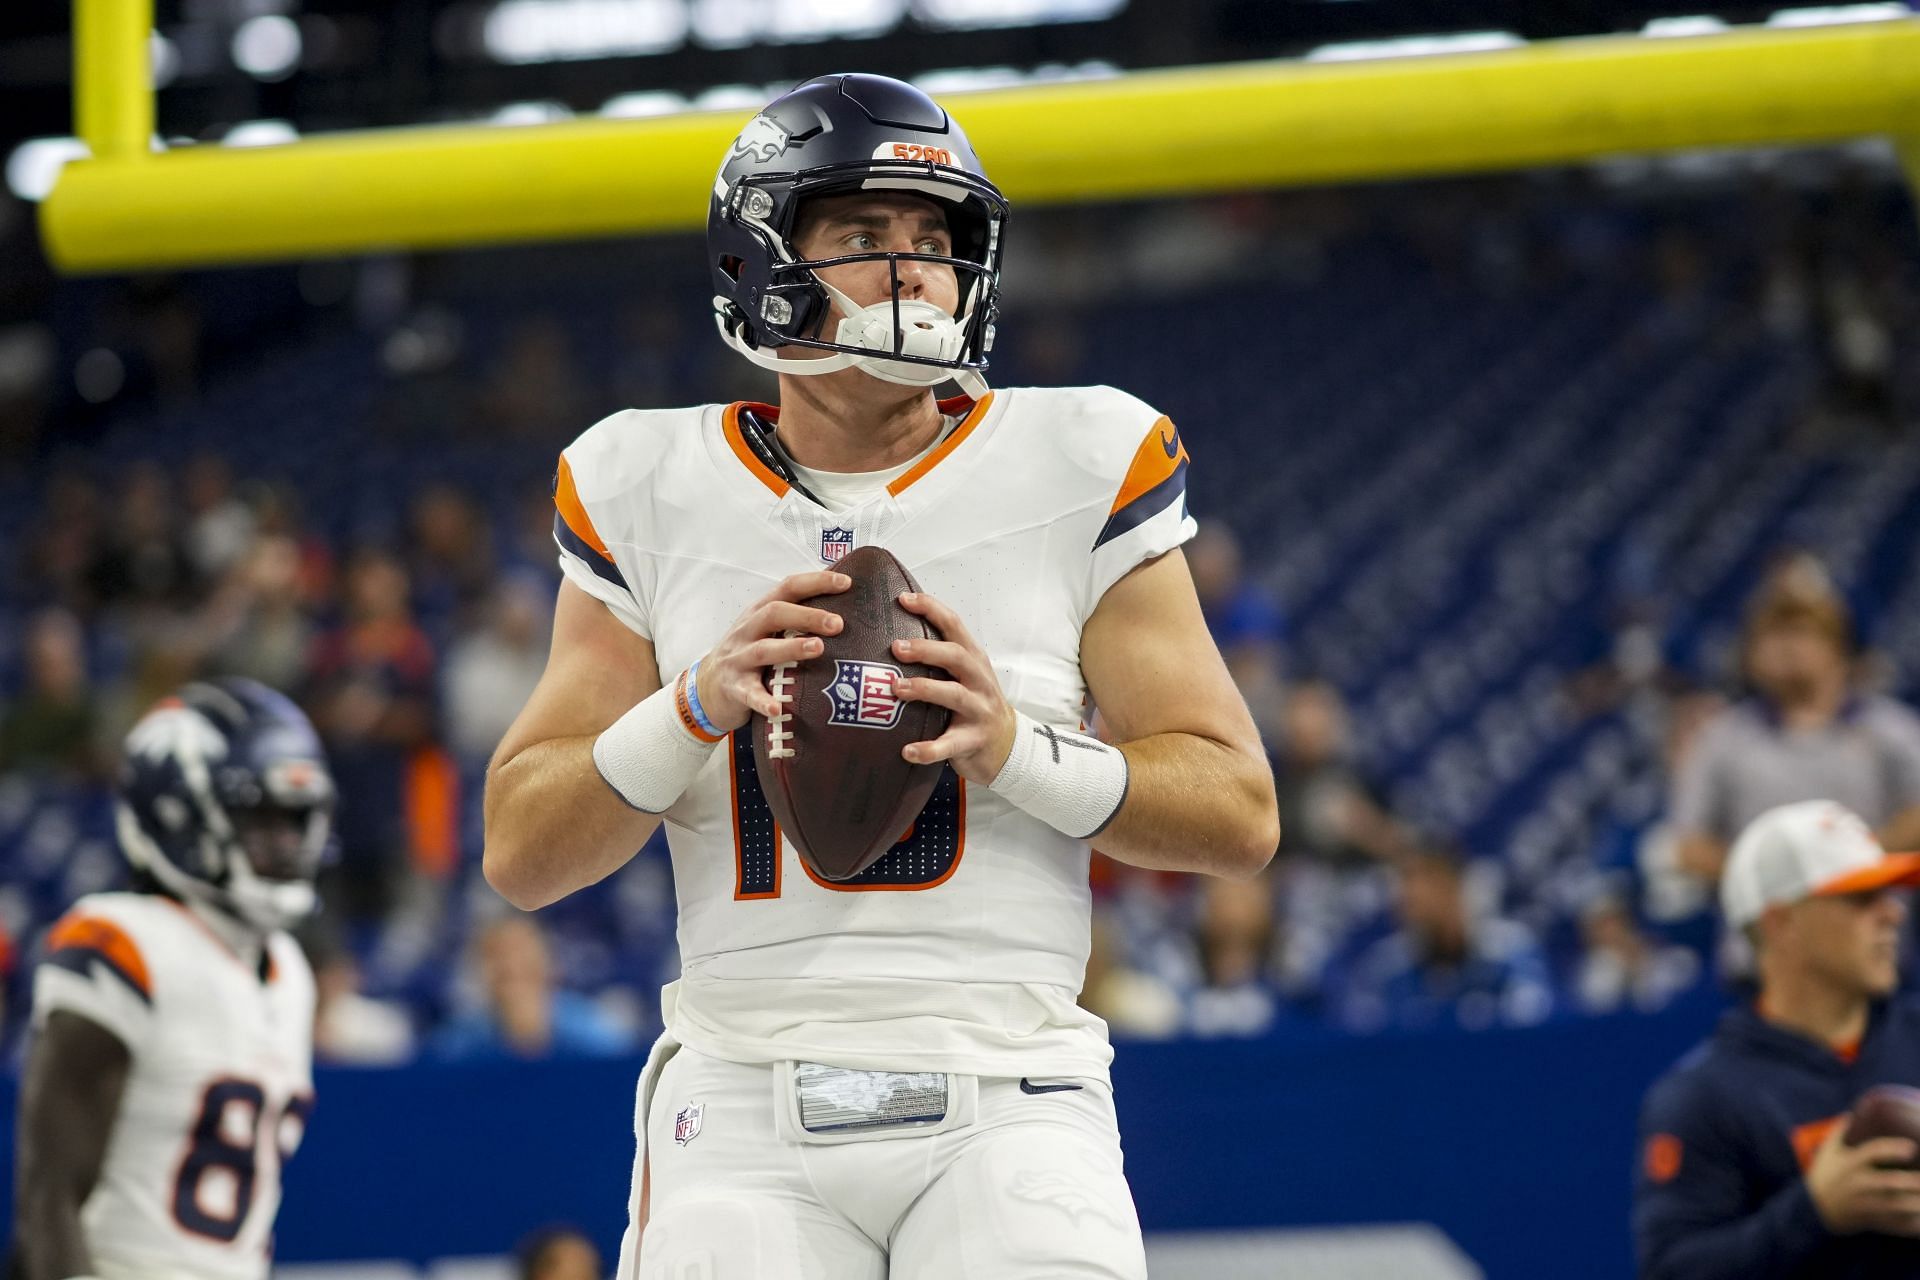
40;2;1920;273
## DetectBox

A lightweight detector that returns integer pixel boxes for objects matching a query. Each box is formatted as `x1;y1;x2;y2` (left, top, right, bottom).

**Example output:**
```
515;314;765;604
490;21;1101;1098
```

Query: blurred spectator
124;274;203;406
1572;891;1702;1015
20;469;102;610
86;462;196;614
1340;846;1555;1033
409;484;496;636
1187;875;1282;1038
0;321;54;458
1271;681;1405;996
305;548;442;921
1671;563;1920;885
1637;692;1729;929
305;928;416;1066
1;609;103;780
1274;682;1404;871
1080;909;1182;1039
482;314;590;439
444;575;551;761
181;455;256;580
431;916;635;1063
249;481;337;604
518;1226;603;1280
205;535;317;692
1186;520;1286;731
1813;266;1899;438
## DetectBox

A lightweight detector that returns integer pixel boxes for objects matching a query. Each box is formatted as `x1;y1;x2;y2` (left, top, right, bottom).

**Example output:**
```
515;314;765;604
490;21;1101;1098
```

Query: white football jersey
30;891;316;1280
555;386;1195;1080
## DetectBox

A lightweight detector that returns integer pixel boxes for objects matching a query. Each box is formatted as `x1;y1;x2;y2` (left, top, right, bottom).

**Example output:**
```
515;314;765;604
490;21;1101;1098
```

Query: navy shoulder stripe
1093;459;1188;550
45;946;155;1007
554;513;631;591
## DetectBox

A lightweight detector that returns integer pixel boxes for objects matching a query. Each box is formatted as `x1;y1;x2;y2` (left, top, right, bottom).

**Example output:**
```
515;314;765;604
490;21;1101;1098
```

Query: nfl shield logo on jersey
824;659;905;730
820;527;854;564
674;1102;704;1146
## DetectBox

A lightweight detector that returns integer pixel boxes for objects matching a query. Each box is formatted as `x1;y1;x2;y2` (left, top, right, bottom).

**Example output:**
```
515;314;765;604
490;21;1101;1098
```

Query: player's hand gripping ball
752;547;950;881
1844;1085;1920;1170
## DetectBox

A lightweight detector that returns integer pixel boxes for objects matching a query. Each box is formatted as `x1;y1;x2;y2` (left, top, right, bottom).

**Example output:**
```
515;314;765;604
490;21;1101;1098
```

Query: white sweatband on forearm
592;669;724;814
988;711;1130;840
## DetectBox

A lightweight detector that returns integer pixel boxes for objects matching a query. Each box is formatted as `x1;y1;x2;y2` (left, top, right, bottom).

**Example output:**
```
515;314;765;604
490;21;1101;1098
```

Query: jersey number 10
728;728;966;897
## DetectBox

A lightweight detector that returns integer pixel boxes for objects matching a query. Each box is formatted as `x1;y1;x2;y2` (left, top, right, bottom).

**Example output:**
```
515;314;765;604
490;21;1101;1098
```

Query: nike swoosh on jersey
1019;1078;1085;1095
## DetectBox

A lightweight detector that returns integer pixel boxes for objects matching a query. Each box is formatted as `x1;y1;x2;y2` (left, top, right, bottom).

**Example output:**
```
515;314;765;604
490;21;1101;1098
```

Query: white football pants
617;1040;1148;1280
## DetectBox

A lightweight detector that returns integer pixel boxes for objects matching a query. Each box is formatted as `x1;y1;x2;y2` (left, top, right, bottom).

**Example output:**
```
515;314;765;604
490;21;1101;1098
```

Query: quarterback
485;73;1279;1279
11;679;330;1280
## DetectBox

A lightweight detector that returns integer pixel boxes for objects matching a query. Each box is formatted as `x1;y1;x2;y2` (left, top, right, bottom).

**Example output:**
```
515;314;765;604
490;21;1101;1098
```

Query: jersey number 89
173;1078;312;1242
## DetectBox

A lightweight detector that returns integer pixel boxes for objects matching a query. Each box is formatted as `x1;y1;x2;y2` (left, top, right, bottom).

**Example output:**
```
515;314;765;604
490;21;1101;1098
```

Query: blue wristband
683;660;723;739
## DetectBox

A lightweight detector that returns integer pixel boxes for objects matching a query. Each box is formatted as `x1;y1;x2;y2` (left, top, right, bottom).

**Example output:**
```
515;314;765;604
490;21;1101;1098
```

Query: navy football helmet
709;73;1009;397
115;678;335;932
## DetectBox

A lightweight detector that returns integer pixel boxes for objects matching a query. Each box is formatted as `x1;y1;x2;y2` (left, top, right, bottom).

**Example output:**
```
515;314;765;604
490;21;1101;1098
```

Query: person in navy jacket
1635;800;1920;1279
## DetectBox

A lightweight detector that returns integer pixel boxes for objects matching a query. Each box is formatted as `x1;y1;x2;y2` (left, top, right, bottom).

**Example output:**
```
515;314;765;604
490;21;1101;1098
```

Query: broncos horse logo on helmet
709;73;1010;397
116;677;335;933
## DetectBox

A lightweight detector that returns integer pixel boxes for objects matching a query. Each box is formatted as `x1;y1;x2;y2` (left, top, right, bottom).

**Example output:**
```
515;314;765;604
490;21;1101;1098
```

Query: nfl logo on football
674;1103;703;1147
825;659;905;730
820;527;854;565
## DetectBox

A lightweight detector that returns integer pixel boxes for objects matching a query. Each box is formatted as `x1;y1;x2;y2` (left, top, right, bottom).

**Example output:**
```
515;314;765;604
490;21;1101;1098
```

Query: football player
12;678;331;1280
485;73;1280;1279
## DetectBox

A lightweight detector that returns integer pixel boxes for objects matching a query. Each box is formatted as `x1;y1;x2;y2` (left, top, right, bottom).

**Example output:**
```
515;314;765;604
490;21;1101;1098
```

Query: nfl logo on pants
674;1103;703;1146
820;527;854;564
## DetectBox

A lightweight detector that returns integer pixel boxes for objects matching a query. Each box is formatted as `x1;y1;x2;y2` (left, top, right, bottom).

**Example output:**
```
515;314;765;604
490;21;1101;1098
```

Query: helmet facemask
116;682;334;935
714;161;1008;398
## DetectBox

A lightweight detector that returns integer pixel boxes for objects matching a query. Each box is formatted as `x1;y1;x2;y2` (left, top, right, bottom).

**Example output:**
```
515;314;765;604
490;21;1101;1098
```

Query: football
752;546;951;882
1844;1084;1920;1168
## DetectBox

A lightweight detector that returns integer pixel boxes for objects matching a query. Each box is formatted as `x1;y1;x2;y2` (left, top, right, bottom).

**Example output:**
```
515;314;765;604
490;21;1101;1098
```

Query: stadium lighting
687;0;904;49
1305;31;1526;62
224;120;301;148
74;349;125;404
1642;15;1733;36
231;14;303;80
150;32;180;89
690;83;777;111
5;138;89;203
600;91;690;118
489;101;575;125
482;0;687;63
915;61;1120;94
1767;3;1911;24
911;0;1127;30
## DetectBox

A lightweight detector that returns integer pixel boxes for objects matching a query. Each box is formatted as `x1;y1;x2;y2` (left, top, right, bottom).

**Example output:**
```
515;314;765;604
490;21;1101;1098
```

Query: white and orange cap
1721;800;1920;928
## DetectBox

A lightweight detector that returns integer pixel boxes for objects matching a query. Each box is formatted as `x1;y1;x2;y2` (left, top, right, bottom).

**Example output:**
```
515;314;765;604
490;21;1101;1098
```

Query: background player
484;73;1279;1278
11;678;332;1280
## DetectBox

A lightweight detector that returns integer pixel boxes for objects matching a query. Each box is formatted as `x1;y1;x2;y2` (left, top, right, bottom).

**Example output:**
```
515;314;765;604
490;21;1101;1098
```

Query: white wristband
592;669;724;814
987;711;1129;840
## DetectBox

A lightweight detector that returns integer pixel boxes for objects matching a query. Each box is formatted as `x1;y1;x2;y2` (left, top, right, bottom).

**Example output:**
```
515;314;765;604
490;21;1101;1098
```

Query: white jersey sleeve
553;407;668;639
33;905;157;1049
1051;386;1198;614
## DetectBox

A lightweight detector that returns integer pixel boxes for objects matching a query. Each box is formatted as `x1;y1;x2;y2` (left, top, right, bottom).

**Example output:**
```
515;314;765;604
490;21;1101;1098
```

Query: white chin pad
823;281;969;387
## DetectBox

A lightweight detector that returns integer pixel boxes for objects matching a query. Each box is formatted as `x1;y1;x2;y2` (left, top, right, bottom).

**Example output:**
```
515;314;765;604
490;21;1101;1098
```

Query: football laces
767;631;799;759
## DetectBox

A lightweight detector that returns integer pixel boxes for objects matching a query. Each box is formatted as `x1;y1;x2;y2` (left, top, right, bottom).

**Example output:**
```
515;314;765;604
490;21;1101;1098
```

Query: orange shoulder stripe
553;454;614;563
48;914;153;1000
888;392;996;497
723;403;791;497
1109;415;1189;518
